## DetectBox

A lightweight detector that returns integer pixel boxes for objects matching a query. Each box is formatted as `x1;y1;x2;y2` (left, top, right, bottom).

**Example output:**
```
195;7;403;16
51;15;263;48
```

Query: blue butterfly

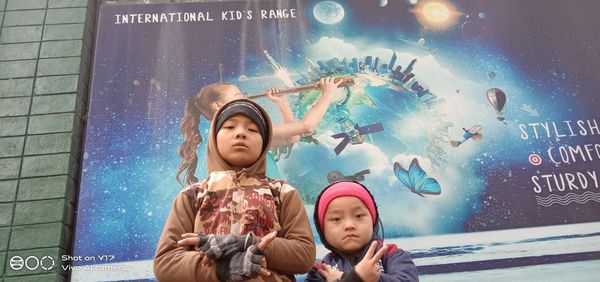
393;158;441;197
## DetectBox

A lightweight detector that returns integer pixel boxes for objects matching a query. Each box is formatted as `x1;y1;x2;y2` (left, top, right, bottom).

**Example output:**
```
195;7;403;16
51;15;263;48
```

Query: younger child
305;181;419;282
154;99;316;281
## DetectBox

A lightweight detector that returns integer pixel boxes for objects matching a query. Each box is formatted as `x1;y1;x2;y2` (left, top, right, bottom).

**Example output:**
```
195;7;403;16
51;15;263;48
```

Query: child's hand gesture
226;231;277;281
257;230;277;253
355;241;388;282
317;263;343;282
178;233;256;267
177;233;214;267
319;77;344;98
256;231;277;277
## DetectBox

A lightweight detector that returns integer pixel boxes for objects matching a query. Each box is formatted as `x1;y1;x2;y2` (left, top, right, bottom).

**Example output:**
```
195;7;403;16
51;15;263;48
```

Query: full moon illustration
313;1;345;25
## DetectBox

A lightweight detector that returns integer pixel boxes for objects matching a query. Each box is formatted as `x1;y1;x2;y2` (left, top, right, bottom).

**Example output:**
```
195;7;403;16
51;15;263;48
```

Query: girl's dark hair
176;83;234;185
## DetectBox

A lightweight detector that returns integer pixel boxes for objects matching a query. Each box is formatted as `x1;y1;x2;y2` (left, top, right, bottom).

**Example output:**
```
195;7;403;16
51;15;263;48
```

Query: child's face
216;114;263;170
323;196;374;255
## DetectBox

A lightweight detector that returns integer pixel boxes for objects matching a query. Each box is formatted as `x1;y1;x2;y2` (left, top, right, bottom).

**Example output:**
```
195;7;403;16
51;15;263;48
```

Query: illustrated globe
238;70;449;203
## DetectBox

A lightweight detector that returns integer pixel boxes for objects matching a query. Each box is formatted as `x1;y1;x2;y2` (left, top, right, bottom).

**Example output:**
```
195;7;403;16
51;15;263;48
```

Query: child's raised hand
319;77;343;98
266;87;287;105
317;263;343;282
355;241;388;282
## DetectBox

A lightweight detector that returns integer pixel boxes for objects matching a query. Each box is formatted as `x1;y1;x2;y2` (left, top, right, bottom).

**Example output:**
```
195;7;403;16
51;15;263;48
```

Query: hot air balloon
486;87;506;123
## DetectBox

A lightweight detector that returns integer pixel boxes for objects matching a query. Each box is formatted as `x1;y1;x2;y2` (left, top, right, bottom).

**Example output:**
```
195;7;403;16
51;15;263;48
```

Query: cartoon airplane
450;125;483;147
331;122;384;155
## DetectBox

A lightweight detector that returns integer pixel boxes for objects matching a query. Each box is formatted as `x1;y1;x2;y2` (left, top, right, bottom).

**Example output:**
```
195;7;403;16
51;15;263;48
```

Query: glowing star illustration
331;122;384;155
393;158;441;197
313;1;345;25
424;2;450;23
410;0;461;30
450;125;483;148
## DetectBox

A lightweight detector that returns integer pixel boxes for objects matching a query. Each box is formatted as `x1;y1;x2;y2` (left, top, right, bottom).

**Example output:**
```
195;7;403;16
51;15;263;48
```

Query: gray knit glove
198;233;253;260
216;245;264;281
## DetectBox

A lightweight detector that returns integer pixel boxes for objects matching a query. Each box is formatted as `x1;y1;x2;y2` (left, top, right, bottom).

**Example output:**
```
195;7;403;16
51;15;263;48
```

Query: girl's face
216;114;263;171
210;85;244;117
323;196;374;255
219;84;244;103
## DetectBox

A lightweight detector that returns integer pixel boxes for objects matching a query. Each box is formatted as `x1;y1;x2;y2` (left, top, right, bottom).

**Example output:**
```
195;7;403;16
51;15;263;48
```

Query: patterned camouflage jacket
154;99;316;282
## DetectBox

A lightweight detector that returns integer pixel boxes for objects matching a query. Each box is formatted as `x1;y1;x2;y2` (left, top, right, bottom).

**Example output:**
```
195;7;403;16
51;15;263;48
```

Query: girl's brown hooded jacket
154;99;316;281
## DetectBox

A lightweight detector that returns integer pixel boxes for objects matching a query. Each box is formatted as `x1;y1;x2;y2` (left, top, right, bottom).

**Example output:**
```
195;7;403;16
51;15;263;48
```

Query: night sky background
74;0;600;264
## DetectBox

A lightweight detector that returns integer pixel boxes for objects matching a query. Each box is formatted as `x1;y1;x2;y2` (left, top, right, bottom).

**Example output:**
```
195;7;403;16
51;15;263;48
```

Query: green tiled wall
0;0;95;279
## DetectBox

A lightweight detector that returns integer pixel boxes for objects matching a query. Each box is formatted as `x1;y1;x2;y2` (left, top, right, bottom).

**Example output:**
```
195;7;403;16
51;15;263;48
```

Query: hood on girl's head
313;181;383;250
206;98;273;176
214;100;269;151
